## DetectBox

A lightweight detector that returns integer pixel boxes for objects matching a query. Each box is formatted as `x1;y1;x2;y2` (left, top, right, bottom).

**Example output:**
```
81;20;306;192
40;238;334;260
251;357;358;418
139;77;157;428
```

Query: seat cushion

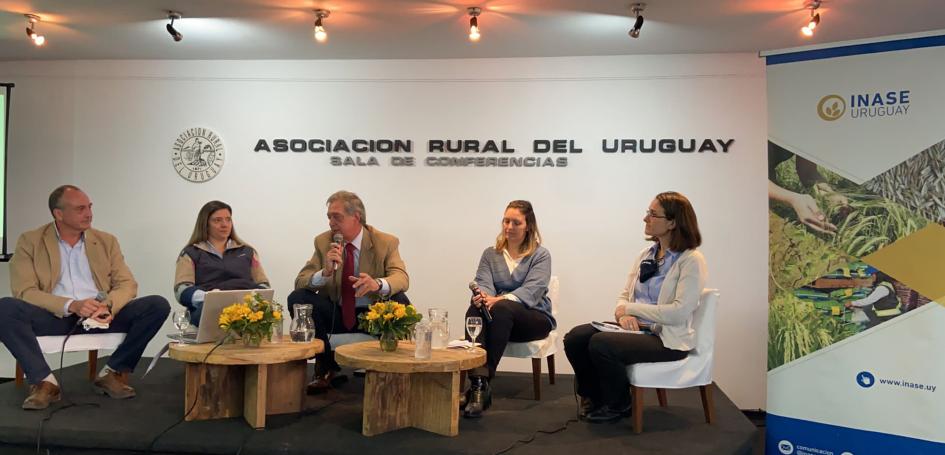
329;332;377;350
36;333;127;354
503;331;557;358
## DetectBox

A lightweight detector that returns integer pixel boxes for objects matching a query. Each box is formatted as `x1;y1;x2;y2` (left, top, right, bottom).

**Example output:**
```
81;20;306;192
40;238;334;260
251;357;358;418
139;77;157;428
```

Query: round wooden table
168;336;323;429
335;340;486;437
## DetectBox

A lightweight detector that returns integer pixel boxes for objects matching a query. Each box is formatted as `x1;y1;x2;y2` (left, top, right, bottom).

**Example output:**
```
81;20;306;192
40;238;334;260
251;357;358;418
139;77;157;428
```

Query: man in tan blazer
289;190;409;392
0;185;170;410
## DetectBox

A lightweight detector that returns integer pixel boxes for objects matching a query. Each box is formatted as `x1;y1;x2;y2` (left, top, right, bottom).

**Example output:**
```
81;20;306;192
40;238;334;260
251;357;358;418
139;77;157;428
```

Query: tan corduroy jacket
10;222;138;317
294;225;408;302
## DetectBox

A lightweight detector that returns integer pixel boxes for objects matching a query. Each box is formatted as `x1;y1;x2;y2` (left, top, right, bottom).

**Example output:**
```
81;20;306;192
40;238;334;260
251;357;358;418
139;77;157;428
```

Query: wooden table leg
183;363;243;421
362;370;460;437
363;371;411;436
266;360;306;416
408;371;460;437
244;364;268;429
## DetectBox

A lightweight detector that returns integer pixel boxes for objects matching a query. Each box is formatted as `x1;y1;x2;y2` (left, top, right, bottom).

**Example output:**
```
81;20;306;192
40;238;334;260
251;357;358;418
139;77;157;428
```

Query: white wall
0;55;769;409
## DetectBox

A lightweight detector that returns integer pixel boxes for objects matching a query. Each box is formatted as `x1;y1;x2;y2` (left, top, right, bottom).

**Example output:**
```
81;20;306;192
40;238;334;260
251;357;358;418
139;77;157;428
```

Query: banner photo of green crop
767;142;931;369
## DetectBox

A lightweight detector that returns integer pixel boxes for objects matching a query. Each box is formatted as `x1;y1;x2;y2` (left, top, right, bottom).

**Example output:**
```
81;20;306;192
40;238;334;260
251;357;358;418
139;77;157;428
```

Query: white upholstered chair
625;288;720;433
502;275;559;400
15;333;127;387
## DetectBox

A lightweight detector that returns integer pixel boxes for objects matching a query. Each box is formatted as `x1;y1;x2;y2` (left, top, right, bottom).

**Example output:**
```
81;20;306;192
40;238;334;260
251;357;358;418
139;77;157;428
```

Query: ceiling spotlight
801;0;821;37
314;9;330;42
628;3;645;39
24;14;46;46
166;11;183;42
468;7;481;42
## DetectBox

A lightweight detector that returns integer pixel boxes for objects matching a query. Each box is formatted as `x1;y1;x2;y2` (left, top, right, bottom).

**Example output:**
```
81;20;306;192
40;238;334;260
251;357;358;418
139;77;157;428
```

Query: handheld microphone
468;281;493;323
94;291;110;318
332;232;344;271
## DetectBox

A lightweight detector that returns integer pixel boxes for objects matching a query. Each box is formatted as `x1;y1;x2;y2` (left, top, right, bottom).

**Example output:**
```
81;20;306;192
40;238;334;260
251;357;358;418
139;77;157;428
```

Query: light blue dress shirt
52;227;100;315
632;244;681;325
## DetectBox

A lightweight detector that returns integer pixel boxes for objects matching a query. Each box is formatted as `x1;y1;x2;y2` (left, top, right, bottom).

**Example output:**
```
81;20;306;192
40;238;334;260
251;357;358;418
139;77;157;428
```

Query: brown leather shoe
22;381;61;410
306;370;348;394
93;371;136;399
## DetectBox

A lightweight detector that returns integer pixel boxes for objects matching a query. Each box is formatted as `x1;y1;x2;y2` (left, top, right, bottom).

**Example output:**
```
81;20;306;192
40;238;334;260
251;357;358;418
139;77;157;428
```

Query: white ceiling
1;0;944;61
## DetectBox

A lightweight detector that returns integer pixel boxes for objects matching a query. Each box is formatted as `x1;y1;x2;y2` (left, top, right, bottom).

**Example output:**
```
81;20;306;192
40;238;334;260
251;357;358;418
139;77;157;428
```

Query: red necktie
341;242;357;330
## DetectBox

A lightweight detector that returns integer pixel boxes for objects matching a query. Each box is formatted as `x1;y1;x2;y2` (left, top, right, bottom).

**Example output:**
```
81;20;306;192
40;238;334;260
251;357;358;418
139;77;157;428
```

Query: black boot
463;376;492;418
578;395;597;420
459;386;470;409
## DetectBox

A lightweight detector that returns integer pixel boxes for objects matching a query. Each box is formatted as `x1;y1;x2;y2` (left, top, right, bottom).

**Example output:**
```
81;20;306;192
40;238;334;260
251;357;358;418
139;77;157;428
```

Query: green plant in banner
823;194;927;257
768;291;860;370
769;213;847;299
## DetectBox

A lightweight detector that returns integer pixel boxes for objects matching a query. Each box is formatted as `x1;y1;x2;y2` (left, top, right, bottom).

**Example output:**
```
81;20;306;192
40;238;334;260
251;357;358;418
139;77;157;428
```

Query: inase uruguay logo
817;95;846;121
817;90;911;121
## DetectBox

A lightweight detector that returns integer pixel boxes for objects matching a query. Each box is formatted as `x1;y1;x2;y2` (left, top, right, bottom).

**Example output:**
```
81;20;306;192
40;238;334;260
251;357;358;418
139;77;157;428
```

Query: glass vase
242;333;263;348
379;333;398;352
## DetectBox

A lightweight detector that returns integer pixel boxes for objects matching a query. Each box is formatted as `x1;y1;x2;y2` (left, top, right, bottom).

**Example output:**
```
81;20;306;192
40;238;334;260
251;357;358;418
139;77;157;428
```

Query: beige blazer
294;225;409;302
615;246;707;351
10;222;138;317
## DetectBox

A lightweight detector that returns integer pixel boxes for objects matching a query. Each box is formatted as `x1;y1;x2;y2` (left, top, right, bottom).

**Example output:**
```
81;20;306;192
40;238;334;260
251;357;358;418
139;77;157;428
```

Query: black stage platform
0;357;756;454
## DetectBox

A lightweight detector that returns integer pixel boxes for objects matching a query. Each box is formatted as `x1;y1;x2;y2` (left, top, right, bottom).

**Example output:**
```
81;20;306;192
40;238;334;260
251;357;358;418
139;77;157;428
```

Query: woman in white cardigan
563;191;707;423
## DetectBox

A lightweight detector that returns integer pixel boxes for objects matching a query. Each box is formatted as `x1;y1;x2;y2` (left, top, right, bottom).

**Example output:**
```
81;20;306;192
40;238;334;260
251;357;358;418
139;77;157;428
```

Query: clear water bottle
428;308;449;349
290;304;315;343
414;321;433;359
271;303;284;342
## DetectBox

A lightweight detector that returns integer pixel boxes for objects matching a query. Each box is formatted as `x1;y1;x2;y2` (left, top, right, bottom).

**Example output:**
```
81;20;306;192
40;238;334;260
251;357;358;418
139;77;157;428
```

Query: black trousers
563;323;687;408
0;296;170;385
465;300;553;379
287;288;410;374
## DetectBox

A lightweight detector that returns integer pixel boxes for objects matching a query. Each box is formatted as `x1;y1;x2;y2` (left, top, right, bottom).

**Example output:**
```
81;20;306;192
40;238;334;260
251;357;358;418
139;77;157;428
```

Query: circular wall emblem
777;440;795;455
172;127;225;183
817;95;846;121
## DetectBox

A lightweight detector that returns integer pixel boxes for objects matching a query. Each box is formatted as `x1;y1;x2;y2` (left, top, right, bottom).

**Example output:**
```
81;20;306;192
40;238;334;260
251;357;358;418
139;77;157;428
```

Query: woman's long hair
495;200;542;257
186;200;246;247
647;191;701;251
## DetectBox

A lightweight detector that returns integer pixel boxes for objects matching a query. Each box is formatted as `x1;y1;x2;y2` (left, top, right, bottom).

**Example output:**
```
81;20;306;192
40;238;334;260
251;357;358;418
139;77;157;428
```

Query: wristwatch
375;278;384;293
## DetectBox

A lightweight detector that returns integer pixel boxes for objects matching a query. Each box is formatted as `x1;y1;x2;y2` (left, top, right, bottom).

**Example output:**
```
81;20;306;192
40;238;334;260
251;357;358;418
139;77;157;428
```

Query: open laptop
175;289;276;344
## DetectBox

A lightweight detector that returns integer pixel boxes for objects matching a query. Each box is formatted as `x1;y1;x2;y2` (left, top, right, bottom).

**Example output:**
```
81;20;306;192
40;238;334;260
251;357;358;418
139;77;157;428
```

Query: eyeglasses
645;210;668;219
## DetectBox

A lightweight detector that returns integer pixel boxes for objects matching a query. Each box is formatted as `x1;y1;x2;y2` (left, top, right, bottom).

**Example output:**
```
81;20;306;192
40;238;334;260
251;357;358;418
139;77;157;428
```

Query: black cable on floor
491;378;584;455
147;338;227;452
35;318;101;455
492;418;580;455
232;393;350;454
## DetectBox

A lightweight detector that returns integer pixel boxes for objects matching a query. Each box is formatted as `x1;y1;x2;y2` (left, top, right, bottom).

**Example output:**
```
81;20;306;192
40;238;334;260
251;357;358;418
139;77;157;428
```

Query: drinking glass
172;309;191;344
465;316;483;347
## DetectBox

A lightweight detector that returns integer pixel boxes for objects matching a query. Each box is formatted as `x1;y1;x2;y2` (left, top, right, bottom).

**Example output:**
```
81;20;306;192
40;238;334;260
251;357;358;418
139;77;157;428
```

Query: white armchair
625;288;720;433
502;276;559;400
15;333;127;387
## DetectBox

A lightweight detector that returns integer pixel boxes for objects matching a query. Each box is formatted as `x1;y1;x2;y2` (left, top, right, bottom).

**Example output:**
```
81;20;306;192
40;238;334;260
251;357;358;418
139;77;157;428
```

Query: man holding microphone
289;190;410;392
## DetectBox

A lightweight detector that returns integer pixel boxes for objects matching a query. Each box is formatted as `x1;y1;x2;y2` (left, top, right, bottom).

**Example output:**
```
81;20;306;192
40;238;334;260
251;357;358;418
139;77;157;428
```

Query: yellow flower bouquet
218;292;283;347
357;301;422;351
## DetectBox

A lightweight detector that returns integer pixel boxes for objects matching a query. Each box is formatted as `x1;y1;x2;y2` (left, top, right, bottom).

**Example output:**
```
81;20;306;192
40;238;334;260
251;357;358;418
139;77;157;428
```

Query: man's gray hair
326;190;366;224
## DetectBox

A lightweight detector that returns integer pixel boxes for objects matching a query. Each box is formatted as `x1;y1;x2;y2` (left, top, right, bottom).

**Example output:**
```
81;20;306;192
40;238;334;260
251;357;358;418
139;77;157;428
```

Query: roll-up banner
764;30;945;454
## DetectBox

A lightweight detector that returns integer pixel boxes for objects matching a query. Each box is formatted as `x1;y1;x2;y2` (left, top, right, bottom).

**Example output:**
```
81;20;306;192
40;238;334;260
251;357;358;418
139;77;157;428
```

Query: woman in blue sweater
463;200;556;418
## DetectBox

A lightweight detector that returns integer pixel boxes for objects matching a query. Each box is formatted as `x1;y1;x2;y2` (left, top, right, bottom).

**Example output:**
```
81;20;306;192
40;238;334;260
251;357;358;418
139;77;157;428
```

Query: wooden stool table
335;341;486;437
168;337;323;429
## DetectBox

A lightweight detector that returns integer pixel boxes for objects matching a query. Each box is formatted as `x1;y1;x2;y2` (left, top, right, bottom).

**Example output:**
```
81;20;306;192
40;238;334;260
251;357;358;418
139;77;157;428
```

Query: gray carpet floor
0;357;756;454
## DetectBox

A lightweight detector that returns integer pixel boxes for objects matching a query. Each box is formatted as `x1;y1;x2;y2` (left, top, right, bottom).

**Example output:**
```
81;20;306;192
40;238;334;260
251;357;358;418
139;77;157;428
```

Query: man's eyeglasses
645;210;668;219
